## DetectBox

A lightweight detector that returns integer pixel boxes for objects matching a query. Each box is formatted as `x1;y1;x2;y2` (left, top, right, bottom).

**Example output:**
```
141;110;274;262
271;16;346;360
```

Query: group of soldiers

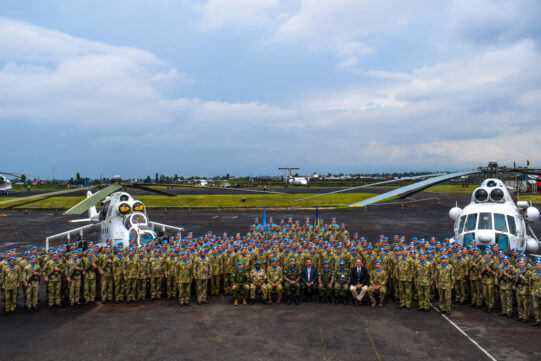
1;215;540;327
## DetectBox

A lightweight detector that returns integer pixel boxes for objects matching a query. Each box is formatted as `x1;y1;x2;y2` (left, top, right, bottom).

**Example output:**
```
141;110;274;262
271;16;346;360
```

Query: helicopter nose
477;231;492;244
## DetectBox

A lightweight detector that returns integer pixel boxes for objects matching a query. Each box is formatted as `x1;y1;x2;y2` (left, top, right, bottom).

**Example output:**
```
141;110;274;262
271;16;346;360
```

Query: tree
155;173;159;183
20;174;26;184
144;176;152;183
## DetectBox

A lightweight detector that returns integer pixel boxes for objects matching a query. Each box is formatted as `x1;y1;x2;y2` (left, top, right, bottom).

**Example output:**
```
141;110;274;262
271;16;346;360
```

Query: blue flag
263;207;267;232
315;206;319;226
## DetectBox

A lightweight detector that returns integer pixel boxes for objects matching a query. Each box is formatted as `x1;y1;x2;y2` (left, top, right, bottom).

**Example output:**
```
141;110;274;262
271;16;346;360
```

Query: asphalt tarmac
1;191;540;360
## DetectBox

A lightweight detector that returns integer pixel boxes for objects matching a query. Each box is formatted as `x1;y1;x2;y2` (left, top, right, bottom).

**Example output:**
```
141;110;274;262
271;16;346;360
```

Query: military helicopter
0;171;32;194
296;162;541;257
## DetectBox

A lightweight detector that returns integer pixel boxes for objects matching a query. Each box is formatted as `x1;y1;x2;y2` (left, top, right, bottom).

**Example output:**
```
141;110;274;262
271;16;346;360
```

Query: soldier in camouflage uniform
318;260;334;304
148;249;164;300
23;255;40;311
283;258;301;305
123;248;139;303
177;251;193;306
231;261;250;306
469;248;483;307
368;260;387;307
66;250;83;306
137;249;148;301
1;257;20;313
334;261;350;304
497;255;517;318
266;258;283;303
222;247;235;296
193;249;212;304
209;248;223;296
514;258;531;322
165;252;178;299
397;248;414;309
414;252;432;312
479;250;497;312
530;258;541;327
453;251;469;304
249;260;267;304
83;248;99;303
113;248;125;303
435;255;455;315
44;252;64;308
98;245;115;303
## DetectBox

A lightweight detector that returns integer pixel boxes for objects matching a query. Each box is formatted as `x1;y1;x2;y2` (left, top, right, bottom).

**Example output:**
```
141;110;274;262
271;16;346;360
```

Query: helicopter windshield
494;213;507;232
478;212;492;230
464;214;477;232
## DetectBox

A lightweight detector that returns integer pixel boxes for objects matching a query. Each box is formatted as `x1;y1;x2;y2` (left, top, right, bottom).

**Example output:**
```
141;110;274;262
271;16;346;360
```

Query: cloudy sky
1;0;540;178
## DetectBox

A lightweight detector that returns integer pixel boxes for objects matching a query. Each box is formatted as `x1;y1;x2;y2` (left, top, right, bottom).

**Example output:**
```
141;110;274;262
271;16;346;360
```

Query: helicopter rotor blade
350;170;481;207
64;184;122;215
294;173;446;202
128;184;177;197
0;186;97;207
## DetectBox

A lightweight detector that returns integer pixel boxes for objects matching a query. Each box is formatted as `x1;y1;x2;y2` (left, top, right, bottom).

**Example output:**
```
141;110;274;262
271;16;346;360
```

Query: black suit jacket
349;267;369;286
300;266;318;285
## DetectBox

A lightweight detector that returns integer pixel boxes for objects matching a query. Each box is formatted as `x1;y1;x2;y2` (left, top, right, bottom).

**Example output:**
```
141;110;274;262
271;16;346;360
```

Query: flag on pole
527;160;532;167
263;207;267;232
315;206;319;226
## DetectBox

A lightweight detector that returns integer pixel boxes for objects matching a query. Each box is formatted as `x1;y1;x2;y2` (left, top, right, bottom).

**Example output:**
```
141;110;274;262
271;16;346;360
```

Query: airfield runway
0;191;540;360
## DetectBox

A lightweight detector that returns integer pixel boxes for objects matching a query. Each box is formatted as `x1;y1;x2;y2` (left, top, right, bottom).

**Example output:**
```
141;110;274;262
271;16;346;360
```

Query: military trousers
499;286;514;316
178;282;191;304
3;287;18;312
266;283;283;301
25;281;39;309
481;282;495;309
84;278;97;303
438;287;452;312
166;275;177;298
250;283;268;299
533;296;541;323
210;275;221;295
101;276;114;302
126;278;137;301
333;283;348;297
454;279;467;303
195;279;208;303
114;278;125;302
399;280;412;307
149;277;162;299
470;279;483;306
232;283;249;300
47;281;62;307
417;285;431;310
284;281;300;297
516;293;531;320
223;273;232;295
368;285;386;305
69;277;82;305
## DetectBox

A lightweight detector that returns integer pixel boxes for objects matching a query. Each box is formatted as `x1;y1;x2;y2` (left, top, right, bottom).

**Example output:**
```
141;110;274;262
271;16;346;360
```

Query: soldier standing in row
435;255;455;315
45;252;63;308
113;249;125;303
177;251;193;306
515;258;531;322
497;255;517;318
83;248;99;303
66;250;83;306
531;258;541;327
99;245;115;303
1;257;20;313
148;249;164;300
193;249;212;305
414;252;432;312
23;255;41;311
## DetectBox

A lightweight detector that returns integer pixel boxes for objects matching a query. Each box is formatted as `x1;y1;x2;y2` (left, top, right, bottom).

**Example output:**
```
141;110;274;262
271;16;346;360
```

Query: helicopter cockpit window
507;215;517;235
478;212;492;230
131;214;147;225
120;195;129;201
464;213;477;232
458;215;466;233
99;201;110;221
486;180;497;187
494;213;507;232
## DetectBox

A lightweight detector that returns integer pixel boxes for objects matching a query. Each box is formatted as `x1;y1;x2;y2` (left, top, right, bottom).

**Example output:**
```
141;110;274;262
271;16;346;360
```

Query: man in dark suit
349;258;369;305
300;258;318;302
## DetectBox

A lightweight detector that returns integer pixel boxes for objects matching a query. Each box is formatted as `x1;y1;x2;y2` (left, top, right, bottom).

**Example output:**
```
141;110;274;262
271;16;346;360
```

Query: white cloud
195;0;284;30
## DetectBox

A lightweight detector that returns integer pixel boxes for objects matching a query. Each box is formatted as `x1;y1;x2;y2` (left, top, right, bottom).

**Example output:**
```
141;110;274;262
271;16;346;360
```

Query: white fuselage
288;177;308;186
450;178;539;254
0;176;12;194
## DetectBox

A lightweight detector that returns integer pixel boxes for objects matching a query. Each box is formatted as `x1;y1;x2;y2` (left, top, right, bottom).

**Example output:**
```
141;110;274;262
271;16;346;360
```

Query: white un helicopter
296;162;541;257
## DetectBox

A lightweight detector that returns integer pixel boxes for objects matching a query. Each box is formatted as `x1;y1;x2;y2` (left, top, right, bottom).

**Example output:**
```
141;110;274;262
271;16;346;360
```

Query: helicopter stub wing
64;184;122;215
45;223;101;249
149;221;184;235
350;170;481;207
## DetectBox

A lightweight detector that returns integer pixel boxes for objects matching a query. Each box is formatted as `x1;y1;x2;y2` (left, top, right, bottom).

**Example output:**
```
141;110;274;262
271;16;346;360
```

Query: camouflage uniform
497;262;517;317
83;255;99;303
123;256;139;302
453;257;469;303
231;268;250;302
397;256;414;308
1;263;20;312
137;256;148;300
165;256;178;299
368;269;387;306
318;268;334;301
45;258;64;307
414;260;432;311
333;268;350;298
266;265;283;303
99;253;115;302
479;258;497;311
113;255;125;302
515;267;531;321
283;266;301;298
66;257;83;305
435;263;455;312
193;256;212;304
148;255;164;300
209;254;223;296
469;256;483;306
23;262;40;310
177;259;193;305
249;267;267;301
530;268;541;325
222;253;236;295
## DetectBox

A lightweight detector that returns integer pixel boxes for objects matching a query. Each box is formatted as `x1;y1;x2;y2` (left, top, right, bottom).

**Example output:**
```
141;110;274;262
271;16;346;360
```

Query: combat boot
249;298;255;305
286;296;292;305
242;298;247;305
233;299;238;306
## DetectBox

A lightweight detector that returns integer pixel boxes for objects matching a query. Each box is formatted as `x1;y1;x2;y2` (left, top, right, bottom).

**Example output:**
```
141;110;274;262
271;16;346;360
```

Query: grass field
0;193;378;209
